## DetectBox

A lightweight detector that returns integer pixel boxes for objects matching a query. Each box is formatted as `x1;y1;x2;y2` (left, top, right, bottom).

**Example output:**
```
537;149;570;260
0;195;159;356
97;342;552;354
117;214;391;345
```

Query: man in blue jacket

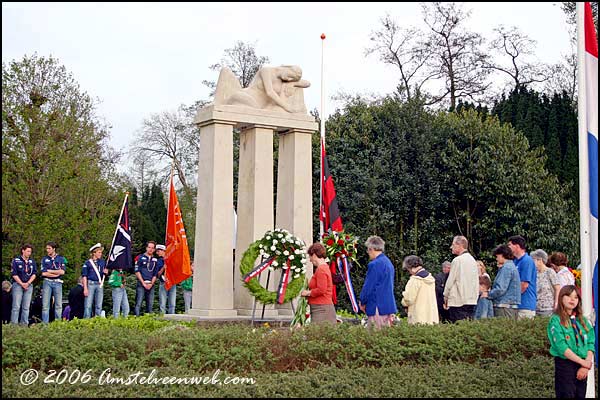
359;236;397;329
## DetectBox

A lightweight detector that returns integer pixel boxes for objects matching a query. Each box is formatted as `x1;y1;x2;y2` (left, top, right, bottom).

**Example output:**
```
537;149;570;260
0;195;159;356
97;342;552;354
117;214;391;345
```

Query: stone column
275;128;314;315
190;120;237;317
234;125;279;317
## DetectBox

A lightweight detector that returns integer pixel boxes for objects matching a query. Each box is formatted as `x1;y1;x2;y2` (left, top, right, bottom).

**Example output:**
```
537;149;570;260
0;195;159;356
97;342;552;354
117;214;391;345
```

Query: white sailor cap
156;244;166;251
89;243;103;252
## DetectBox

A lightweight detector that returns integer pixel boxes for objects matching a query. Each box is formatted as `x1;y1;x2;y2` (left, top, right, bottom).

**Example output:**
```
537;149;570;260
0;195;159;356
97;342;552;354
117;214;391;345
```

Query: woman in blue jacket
359;236;397;329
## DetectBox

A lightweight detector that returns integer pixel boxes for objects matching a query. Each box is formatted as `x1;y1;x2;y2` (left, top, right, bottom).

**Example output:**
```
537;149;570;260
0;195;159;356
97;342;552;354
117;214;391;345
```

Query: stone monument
189;65;318;318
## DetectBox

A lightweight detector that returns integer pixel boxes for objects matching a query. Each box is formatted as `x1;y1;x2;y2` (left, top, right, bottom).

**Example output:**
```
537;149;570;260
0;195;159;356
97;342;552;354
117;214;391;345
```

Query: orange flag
164;175;192;290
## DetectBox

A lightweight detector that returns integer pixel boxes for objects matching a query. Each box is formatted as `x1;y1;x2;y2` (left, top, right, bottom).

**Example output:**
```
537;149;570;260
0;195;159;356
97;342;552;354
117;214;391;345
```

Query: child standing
547;285;595;398
474;275;493;319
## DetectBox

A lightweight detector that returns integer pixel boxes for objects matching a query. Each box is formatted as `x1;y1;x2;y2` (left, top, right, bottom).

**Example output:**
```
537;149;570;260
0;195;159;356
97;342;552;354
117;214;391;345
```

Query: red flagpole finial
321;33;326;40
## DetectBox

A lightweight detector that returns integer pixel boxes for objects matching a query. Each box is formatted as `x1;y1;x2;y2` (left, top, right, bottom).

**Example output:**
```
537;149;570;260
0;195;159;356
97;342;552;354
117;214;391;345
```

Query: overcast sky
3;2;573;161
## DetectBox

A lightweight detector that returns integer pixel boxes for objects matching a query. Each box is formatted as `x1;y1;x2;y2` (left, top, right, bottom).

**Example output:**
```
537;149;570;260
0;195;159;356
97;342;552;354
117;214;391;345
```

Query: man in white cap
156;244;176;314
82;243;108;318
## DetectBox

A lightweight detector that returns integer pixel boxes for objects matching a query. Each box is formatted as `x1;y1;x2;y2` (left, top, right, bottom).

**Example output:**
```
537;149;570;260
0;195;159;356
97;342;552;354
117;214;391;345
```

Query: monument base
187;308;239;318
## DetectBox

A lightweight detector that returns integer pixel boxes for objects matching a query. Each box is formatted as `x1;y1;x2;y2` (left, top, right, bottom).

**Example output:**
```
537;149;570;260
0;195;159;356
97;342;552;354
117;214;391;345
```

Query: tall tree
129;106;197;199
364;14;433;102
2;54;123;285
485;26;550;91
421;2;491;110
202;40;270;96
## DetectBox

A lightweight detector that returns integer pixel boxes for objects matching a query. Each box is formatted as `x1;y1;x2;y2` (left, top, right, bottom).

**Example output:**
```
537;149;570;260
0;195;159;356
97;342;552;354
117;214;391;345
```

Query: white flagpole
319;33;326;239
103;192;129;284
577;0;593;327
576;3;595;397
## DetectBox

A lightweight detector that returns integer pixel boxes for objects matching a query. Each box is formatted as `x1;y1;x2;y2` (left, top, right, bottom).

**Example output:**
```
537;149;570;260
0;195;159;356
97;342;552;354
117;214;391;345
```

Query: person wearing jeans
82;243;108;319
10;244;37;325
134;241;159;316
182;266;193;313
109;268;130;318
40;241;67;324
155;244;177;314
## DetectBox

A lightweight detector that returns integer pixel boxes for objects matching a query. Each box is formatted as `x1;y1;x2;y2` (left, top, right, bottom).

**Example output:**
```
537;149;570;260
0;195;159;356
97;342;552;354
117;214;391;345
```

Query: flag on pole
320;137;343;234
106;194;131;271
577;1;598;384
164;176;192;290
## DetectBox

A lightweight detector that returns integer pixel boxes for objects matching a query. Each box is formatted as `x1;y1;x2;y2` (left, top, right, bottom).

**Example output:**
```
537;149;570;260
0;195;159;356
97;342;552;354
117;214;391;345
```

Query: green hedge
0;316;589;397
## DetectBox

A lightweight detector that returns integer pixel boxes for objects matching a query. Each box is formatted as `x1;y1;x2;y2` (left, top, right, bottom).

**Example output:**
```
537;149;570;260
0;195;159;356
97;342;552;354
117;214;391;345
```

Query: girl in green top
547;285;595;398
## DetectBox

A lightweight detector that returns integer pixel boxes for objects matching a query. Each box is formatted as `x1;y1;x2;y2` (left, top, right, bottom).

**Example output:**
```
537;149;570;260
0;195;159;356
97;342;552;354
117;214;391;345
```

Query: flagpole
577;1;593;321
577;3;595;397
103;191;129;284
106;192;129;262
167;160;175;243
320;33;326;239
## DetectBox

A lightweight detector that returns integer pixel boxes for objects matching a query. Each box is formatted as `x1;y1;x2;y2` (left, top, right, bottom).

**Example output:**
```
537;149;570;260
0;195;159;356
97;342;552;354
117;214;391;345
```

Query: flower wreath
322;230;360;313
240;229;308;304
322;230;360;265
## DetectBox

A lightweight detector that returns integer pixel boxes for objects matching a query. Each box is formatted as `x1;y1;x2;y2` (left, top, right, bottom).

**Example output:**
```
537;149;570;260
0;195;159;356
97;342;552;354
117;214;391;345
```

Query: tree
2;54;124;285
543;52;577;102
202;40;270;96
129;106;198;199
485;26;550;92
433;109;577;259
319;97;578;312
365;14;433;102
421;2;491;110
492;87;579;205
561;2;598;43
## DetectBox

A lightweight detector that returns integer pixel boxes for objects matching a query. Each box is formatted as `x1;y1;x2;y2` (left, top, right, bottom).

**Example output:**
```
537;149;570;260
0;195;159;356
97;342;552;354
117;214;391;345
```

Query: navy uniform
40;251;67;323
134;252;159;316
82;243;108;318
11;249;37;325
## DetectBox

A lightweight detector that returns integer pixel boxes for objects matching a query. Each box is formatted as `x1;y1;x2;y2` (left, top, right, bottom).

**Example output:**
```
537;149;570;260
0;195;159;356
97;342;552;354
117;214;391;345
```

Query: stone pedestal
191;104;317;319
234;125;278;317
275;128;314;315
192;120;237;318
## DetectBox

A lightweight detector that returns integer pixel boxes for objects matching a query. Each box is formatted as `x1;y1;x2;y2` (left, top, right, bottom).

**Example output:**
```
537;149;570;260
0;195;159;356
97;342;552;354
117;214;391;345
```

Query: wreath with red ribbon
240;229;308;304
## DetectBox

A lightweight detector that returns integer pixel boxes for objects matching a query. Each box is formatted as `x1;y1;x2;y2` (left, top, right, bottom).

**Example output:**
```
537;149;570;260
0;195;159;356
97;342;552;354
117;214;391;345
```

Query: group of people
3;241;195;325
299;234;594;398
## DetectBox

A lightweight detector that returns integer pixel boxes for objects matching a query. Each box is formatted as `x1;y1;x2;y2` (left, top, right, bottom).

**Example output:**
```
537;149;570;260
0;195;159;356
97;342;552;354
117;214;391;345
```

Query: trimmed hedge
0;316;588;397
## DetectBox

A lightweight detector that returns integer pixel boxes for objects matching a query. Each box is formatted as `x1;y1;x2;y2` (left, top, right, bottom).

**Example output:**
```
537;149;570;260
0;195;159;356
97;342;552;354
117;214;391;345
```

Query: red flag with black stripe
320;137;343;304
320;137;343;234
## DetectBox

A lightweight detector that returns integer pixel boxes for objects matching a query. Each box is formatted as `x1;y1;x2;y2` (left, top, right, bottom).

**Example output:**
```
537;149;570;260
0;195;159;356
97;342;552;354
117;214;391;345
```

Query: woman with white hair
401;256;439;325
531;249;560;316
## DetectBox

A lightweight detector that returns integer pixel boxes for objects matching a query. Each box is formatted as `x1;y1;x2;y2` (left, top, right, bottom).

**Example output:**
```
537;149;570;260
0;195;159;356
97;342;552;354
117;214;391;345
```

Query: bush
0;315;590;397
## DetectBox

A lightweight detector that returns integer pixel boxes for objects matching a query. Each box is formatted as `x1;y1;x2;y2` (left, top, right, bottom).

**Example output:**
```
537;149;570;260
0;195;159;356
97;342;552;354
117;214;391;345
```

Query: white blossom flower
270;246;276;251
283;250;289;256
266;236;271;240
281;239;286;243
259;244;263;248
273;239;278;245
259;249;264;254
294;249;301;254
293;274;299;279
275;250;281;255
278;234;283;238
272;261;278;267
288;255;295;260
